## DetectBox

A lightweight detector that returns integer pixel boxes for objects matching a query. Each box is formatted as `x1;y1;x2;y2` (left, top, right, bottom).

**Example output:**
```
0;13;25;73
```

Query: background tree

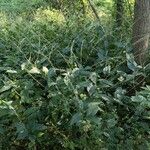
132;0;150;66
115;0;124;28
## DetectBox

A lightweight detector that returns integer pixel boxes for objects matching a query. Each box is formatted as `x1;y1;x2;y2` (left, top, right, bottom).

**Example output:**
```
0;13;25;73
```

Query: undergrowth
0;1;150;150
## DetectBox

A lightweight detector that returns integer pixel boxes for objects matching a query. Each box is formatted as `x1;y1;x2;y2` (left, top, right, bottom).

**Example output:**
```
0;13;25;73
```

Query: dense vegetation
0;0;149;149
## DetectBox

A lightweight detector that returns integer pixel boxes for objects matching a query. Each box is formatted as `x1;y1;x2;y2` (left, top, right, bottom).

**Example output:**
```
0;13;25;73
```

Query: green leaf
15;122;28;140
114;87;126;99
0;85;12;93
0;125;5;134
107;118;117;128
48;68;57;87
30;123;47;132
103;65;111;74
126;53;138;71
48;68;56;78
6;69;17;74
99;79;113;88
70;113;82;125
131;95;147;103
87;83;96;96
97;49;108;61
89;117;102;124
101;94;112;102
89;72;97;84
87;102;102;116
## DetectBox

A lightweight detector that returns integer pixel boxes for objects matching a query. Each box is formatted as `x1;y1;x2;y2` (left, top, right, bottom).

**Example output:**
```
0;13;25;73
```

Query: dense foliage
0;0;149;149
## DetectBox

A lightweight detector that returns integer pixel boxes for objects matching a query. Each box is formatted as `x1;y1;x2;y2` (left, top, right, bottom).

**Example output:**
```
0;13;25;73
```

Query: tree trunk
115;0;124;28
132;0;150;66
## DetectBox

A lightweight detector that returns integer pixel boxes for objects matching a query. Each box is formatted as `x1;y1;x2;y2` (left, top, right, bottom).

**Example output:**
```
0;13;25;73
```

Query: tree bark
115;0;124;28
132;0;150;66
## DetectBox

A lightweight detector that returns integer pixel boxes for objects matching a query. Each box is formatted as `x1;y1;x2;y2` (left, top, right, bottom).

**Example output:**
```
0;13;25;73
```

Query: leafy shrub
0;2;150;150
0;59;150;149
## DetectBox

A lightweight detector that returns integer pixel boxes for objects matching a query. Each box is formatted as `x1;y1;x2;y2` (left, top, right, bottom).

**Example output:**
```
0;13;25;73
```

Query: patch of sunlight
0;12;8;27
34;8;65;25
